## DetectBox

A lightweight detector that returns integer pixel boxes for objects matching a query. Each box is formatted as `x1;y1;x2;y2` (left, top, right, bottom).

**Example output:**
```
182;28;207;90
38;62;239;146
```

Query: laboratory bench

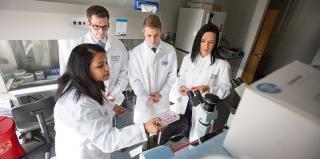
173;129;231;159
140;128;232;159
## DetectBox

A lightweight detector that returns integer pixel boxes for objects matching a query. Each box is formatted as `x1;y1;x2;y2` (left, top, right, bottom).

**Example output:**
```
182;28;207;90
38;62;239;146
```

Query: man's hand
178;86;189;96
147;97;158;105
113;105;126;116
151;92;162;103
147;96;157;105
147;92;162;105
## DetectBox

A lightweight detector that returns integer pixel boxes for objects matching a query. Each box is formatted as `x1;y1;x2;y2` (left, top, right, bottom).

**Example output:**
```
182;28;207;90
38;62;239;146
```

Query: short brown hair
143;14;161;29
86;5;109;21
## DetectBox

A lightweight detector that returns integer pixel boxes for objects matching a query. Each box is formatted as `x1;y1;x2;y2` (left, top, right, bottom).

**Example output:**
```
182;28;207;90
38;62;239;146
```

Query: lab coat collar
195;54;211;65
143;40;163;54
85;31;105;43
85;31;112;51
86;31;107;43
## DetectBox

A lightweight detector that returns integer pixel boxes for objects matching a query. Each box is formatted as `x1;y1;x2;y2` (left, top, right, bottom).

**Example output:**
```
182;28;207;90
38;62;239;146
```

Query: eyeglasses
90;23;110;30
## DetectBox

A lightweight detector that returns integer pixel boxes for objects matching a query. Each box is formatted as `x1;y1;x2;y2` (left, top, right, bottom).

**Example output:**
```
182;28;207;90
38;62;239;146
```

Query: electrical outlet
71;16;87;30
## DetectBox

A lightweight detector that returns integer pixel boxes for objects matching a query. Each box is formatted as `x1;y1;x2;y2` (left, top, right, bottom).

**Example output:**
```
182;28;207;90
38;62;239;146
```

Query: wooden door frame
242;10;279;84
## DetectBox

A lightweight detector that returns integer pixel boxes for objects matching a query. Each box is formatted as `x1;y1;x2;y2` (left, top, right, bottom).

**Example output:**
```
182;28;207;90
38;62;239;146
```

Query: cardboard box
212;3;221;11
223;61;320;159
187;2;213;10
187;2;221;12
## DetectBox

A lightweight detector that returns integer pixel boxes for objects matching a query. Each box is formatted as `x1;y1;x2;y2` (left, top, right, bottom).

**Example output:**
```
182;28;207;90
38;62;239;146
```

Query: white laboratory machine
223;61;320;159
187;90;219;142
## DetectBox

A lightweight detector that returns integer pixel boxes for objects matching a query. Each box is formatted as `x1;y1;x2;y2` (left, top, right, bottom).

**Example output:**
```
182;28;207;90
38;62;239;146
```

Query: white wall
0;0;162;40
0;9;86;40
0;0;87;40
263;0;320;74
215;0;270;77
236;0;270;77
0;0;188;40
159;0;187;33
219;0;258;48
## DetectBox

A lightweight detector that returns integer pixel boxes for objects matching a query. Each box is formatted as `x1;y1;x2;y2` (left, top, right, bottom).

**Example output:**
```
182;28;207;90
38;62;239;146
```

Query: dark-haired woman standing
170;23;231;140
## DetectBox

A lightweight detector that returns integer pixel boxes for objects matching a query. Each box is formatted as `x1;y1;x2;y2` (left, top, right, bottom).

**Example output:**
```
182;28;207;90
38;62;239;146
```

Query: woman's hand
193;85;210;93
144;117;167;135
178;86;189;96
113;105;126;116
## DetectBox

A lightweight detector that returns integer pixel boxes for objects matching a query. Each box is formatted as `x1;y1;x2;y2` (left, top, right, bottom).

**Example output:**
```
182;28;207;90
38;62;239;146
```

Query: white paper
115;19;128;36
129;144;143;158
0;93;12;116
155;110;180;125
141;4;157;13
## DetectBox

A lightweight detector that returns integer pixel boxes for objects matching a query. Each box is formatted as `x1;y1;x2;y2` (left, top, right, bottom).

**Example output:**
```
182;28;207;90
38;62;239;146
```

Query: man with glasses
80;5;129;107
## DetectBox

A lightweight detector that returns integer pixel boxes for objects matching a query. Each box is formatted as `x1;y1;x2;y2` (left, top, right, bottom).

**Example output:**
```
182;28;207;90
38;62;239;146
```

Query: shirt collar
143;40;161;51
196;54;211;64
89;32;108;44
87;31;112;51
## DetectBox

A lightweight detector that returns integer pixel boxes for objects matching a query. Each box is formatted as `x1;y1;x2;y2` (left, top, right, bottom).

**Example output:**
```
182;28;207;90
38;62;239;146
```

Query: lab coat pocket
160;60;169;67
208;73;218;85
158;60;170;75
110;55;121;63
99;104;113;122
98;107;109;119
208;73;218;93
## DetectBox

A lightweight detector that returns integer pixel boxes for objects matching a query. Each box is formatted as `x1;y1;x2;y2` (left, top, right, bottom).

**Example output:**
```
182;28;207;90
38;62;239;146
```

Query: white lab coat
128;40;177;123
54;88;148;159
170;54;231;114
59;32;128;104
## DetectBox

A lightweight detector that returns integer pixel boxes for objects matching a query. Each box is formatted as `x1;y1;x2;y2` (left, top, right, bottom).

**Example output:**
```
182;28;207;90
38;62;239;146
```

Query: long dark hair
56;43;106;105
191;23;220;65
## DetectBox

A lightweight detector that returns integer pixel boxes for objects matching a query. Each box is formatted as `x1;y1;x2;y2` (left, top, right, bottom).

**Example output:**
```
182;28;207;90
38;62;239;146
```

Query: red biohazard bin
0;116;25;159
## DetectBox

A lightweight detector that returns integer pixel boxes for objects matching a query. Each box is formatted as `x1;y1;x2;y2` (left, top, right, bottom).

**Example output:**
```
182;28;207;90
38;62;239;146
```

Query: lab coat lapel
83;31;111;52
141;41;156;94
83;32;95;44
105;37;112;52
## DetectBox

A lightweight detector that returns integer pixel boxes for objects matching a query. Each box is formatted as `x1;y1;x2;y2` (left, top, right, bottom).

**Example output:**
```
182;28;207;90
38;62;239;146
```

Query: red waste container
0;116;25;159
